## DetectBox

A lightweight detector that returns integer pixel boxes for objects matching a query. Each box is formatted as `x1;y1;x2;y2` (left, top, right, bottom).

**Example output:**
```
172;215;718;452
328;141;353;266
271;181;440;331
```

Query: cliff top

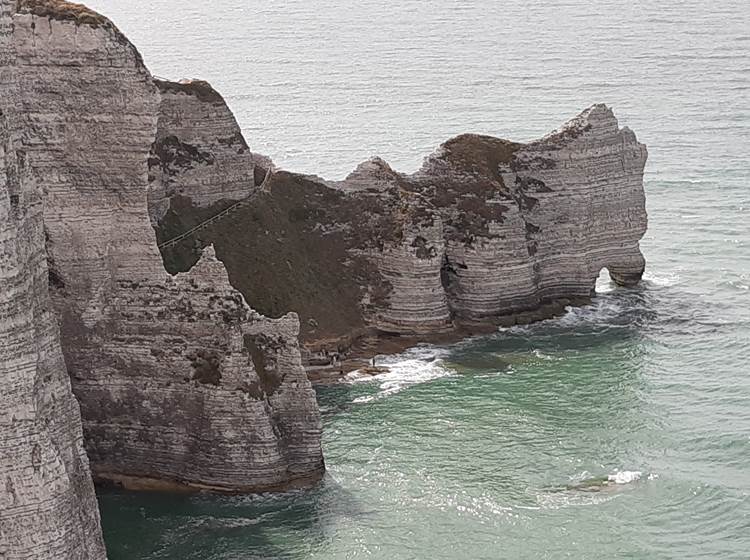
154;78;226;104
433;133;522;177
17;0;113;28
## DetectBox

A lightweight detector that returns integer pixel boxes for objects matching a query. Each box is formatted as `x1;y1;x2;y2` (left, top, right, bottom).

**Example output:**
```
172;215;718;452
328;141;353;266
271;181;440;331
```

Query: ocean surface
89;1;749;558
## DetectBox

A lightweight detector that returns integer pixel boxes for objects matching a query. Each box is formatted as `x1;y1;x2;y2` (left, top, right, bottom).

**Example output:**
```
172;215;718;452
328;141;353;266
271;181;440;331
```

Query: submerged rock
563;471;644;492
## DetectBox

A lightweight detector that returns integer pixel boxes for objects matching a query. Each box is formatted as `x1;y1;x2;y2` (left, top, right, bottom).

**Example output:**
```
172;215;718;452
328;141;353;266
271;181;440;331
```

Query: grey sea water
89;1;750;558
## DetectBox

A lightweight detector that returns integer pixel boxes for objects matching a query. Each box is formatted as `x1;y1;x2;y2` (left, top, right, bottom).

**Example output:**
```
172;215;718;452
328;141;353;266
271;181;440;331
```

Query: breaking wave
347;345;455;403
642;270;681;287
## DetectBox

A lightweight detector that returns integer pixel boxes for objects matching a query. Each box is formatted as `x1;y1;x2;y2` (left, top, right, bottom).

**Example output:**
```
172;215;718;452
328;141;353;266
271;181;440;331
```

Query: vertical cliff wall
11;0;323;492
409;103;648;325
148;78;273;224
0;1;106;557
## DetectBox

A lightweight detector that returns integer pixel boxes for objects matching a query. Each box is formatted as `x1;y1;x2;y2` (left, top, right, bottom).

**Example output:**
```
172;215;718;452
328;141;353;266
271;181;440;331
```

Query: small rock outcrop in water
0;2;106;557
3;0;323;502
154;94;648;363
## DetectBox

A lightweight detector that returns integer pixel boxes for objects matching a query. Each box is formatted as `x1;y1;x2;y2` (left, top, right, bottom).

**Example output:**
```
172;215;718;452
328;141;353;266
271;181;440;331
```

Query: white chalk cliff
2;2;324;555
1;1;106;557
10;0;323;493
0;0;648;557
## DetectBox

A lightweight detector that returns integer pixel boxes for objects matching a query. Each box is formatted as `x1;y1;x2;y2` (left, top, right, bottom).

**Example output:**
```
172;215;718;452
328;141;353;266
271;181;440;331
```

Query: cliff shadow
97;474;367;560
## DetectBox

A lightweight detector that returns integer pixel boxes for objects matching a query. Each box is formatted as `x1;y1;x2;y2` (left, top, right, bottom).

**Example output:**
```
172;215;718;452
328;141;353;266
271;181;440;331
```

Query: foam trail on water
502;296;627;335
556;299;626;327
348;345;454;403
642;270;681;287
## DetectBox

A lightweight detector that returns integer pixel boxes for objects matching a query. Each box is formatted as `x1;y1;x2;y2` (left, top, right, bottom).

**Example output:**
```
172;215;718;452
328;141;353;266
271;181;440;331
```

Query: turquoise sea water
90;0;750;558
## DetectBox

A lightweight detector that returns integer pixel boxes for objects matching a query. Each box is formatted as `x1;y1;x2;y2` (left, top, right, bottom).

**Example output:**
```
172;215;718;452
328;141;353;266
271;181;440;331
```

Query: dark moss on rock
243;334;285;396
154;170;401;349
404;135;523;245
18;0;112;28
436;134;522;180
411;236;436;259
187;349;221;385
154;78;225;104
149;135;215;177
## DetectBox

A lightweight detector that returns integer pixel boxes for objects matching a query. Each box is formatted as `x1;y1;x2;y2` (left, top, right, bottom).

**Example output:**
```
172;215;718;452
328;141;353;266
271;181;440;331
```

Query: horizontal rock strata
9;0;323;494
148;78;273;225
0;0;106;556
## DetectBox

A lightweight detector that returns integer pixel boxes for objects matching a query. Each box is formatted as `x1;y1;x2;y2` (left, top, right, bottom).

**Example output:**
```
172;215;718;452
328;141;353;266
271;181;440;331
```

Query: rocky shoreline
306;295;593;384
1;0;647;557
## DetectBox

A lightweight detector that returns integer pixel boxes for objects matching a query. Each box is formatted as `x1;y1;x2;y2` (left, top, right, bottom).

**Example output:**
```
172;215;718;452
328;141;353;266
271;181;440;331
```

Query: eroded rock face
409;104;648;324
148;78;273;225
156;96;647;359
10;0;323;492
0;1;106;556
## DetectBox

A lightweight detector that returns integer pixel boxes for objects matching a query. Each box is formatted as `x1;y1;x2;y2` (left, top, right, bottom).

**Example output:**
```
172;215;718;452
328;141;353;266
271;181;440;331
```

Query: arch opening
595;267;616;294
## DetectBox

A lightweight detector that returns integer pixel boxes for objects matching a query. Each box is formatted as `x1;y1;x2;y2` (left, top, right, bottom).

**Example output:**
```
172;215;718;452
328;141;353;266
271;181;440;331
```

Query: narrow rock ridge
0;1;106;556
8;0;323;494
155;94;647;368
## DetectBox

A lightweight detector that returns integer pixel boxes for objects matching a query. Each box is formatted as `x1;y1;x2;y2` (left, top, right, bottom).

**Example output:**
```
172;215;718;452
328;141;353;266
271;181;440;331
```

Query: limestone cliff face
148;78;273;225
407;103;648;325
0;1;106;557
10;0;323;492
156;98;647;360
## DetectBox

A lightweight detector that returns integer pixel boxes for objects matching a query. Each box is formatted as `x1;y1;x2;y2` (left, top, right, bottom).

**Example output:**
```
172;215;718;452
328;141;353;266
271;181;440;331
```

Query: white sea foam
537;492;619;509
347;345;454;402
187;515;263;530
727;278;749;291
608;470;642;484
536;469;648;508
532;349;557;361
555;299;626;328
499;295;628;336
570;469;645;485
643;270;681;287
595;268;616;293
